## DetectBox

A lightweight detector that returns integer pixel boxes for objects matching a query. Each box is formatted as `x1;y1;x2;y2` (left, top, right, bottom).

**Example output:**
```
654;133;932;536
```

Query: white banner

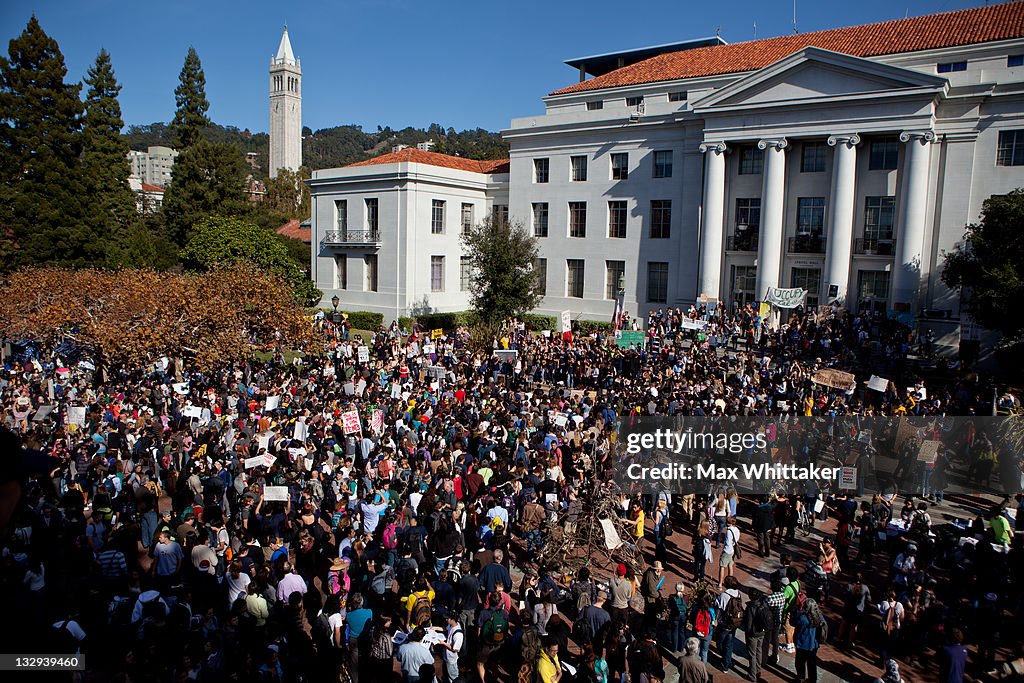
68;406;86;427
765;287;807;309
559;310;571;334
867;375;890;392
357;346;370;363
263;486;288;502
244;455;266;469
600;518;623;550
265;395;281;410
680;318;708;330
183;406;202;419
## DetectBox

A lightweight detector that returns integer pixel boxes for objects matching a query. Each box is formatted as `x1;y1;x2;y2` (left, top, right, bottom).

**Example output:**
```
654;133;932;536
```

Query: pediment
693;47;947;110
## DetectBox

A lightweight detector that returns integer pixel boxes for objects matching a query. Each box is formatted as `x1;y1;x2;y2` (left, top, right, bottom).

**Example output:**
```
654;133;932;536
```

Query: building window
937;61;967;73
997;130;1024;166
534;158;549;183
535;258;547;295
801;142;826;173
608;201;627;238
605;261;625;300
864;196;896;243
431;255;444;292
567;259;585;298
586;101;603;110
571;155;588;182
735;198;761;230
610;153;628;180
431;200;446;234
647;262;668;303
335;200;348;232
365;198;379;232
625;96;643;107
364;254;378;292
460;256;472;291
668;91;687;102
653;150;673;178
731;265;757;306
650;200;671;239
869;140;899;170
492;204;509;224
738;145;763;175
1009;55;1024;67
532;202;549;237
857;270;891;306
796;197;826;236
790;267;821;308
461;203;474;235
336;256;347;290
569;202;587;238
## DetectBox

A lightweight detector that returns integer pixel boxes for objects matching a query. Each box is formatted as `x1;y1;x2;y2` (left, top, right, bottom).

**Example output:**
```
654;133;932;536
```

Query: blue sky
2;0;981;134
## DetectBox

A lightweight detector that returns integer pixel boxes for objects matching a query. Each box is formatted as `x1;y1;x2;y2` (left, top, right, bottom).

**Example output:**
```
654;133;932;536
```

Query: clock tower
269;26;302;178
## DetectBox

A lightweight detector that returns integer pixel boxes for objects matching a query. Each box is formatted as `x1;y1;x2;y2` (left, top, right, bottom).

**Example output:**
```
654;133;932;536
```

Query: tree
82;49;148;266
0;16;91;268
943;189;1024;341
264;167;310;217
0;263;320;369
171;47;209;150
461;214;542;327
180;215;320;304
161;137;249;244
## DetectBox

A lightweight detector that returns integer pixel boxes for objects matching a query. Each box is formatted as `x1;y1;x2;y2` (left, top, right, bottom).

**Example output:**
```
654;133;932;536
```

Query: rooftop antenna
793;0;799;33
753;20;757;39
715;24;721;38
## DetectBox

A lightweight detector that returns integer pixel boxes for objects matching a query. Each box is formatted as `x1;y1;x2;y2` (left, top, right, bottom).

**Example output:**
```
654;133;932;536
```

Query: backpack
327;570;343;596
659;514;673;539
411;592;432;627
316;611;335;648
723;594;745;630
694;607;712;638
572;616;594;644
481;609;508;645
371;567;394;595
750;600;773;635
910;511;930;536
816;618;829;644
383;524;398;550
52;620;79;654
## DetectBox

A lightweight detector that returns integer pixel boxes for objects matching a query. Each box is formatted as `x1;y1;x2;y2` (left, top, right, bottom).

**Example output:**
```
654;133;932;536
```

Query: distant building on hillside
276;217;312;244
416;140;436;152
128;176;165;214
127;146;177;187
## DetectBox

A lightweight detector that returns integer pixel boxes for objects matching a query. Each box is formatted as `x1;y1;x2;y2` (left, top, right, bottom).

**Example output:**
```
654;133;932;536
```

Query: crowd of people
1;303;1021;683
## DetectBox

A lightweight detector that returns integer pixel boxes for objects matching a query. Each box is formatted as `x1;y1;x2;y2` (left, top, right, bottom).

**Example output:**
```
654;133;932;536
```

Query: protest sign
263;486;288;502
493;349;518;362
680;318;707;331
257;431;275;451
263;452;276;468
244;455;266;469
292;419;308;442
68;406;86;427
839;467;857;490
559;310;571;334
553;412;569;427
183;406;202;419
341;410;361;435
265;395;281;410
357;346;369;363
431;328;443;340
867;375;890;392
356;379;367;396
614;331;645;349
918;440;941;463
33;405;54;421
811;368;856;392
343;382;355;396
764;287;807;309
371;409;384;435
422;343;435;356
426;366;447;380
600;518;623;550
173;382;189;395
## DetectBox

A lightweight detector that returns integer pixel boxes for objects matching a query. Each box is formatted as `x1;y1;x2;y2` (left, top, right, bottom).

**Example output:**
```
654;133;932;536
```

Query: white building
309;149;508;318
269;26;302;178
311;3;1024;338
127;145;177;187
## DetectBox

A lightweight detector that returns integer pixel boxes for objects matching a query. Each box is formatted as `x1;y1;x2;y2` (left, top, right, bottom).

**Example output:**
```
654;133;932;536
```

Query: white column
755;138;788;300
891;130;935;311
822;134;860;304
698;141;728;300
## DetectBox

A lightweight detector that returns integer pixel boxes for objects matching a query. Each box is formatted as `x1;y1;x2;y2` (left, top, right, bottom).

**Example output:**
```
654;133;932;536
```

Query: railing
323;230;381;246
853;238;894;256
787;235;826;254
726;234;759;251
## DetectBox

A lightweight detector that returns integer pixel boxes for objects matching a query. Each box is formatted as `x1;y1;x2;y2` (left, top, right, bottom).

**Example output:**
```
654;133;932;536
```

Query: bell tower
269;25;302;178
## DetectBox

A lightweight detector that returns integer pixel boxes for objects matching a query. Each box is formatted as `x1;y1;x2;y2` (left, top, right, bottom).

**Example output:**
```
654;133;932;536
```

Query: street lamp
331;295;339;313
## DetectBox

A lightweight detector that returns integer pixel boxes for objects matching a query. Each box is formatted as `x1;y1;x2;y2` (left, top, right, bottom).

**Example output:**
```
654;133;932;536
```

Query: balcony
853;238;894;256
726;234;759;252
322;229;381;248
787;235;826;254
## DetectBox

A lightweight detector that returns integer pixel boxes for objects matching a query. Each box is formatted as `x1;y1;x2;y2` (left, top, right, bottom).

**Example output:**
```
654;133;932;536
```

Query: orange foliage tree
0;263;322;367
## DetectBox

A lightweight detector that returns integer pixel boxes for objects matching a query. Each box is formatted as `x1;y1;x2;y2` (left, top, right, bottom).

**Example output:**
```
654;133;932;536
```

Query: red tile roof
347;148;510;174
141;183;164;193
276;218;312;243
552;2;1024;95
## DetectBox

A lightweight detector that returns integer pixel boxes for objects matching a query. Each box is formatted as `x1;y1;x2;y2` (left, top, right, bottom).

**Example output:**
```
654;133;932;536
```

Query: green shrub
575;319;614;335
398;317;416;331
344;311;383;331
415;311;475;331
521;313;556;331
